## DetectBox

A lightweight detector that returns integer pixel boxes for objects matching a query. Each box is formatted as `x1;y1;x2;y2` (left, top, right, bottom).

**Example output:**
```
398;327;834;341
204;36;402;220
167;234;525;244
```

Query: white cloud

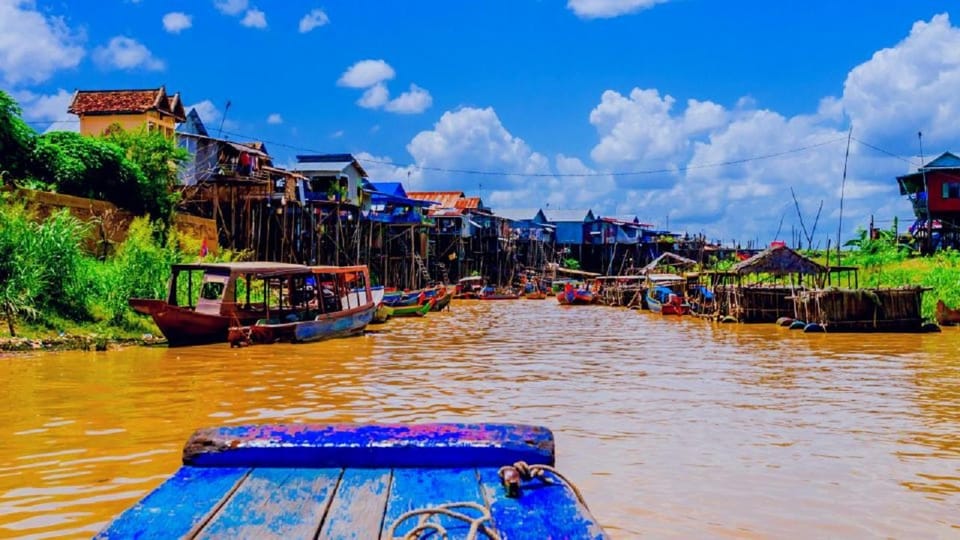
186;100;222;126
842;13;960;148
13;88;78;133
338;59;395;88
405;107;551;194
93;36;164;71
0;0;84;86
331;130;344;139
162;12;192;34
589;88;728;169
240;8;267;28
567;0;668;19
385;84;433;114
354;152;422;184
214;0;248;16
266;113;282;124
357;83;389;109
299;8;329;33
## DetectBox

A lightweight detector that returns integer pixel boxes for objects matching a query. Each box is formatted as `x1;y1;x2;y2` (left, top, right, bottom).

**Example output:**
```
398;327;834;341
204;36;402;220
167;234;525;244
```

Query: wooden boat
646;285;690;315
430;287;452;311
228;265;376;345
391;299;433;317
556;285;595;305
480;289;522;300
453;275;485;299
128;262;309;346
643;273;690;315
935;299;960;326
96;423;606;539
525;290;548;300
371;303;394;324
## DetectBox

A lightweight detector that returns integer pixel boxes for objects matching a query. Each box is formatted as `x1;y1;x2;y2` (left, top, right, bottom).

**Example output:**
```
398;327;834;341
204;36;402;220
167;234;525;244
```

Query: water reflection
0;303;958;537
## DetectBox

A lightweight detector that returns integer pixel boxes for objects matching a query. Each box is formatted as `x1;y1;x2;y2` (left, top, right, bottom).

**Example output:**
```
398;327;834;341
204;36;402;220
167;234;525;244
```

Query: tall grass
0;196;204;336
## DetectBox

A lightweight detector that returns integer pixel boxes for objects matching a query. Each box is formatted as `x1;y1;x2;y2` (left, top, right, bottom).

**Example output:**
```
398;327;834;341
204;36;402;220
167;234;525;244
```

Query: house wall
554;222;585;244
927;171;960;215
79;110;176;137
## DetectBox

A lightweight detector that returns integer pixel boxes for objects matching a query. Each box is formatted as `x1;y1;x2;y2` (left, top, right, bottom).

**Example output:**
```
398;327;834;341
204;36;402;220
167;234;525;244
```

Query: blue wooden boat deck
96;424;607;539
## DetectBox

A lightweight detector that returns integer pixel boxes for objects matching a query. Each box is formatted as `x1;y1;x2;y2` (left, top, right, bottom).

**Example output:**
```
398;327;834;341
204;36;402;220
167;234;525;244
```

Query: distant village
64;86;960;288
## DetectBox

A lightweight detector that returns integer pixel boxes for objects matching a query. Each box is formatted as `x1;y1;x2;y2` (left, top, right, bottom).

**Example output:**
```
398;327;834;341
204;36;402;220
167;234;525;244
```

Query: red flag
200;237;209;258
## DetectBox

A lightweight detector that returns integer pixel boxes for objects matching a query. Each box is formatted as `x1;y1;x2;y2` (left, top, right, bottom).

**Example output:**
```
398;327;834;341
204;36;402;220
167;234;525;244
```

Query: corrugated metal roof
494;208;541;221
407;191;465;208
542;209;593;223
292;161;353;174
455;197;482;209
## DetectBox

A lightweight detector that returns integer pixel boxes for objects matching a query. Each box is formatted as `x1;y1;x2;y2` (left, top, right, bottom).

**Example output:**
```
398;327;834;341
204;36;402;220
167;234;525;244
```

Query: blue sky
3;0;959;246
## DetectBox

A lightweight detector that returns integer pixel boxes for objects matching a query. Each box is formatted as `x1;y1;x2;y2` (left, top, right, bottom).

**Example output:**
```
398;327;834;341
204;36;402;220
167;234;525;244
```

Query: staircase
413;253;431;284
436;262;450;285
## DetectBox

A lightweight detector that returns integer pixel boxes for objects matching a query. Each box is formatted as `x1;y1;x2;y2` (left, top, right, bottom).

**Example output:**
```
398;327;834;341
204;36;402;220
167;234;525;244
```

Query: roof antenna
218;100;231;139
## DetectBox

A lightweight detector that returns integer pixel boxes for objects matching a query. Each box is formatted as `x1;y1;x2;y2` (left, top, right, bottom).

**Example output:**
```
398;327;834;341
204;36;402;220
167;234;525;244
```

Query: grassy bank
0;194;230;348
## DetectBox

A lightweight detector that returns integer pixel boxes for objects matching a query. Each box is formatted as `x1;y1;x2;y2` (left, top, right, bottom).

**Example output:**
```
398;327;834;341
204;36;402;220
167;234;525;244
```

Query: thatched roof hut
730;245;825;275
639;252;698;275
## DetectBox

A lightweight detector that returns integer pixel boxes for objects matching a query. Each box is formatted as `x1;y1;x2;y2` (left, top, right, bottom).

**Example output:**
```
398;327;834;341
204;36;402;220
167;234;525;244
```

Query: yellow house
68;86;186;137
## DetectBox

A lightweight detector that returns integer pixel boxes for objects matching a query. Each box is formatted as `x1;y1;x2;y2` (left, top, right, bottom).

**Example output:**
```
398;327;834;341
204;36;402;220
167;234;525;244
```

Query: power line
21;120;924;178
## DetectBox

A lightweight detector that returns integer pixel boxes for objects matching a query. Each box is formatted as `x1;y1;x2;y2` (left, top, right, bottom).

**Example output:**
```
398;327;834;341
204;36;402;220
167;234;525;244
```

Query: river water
0;300;958;538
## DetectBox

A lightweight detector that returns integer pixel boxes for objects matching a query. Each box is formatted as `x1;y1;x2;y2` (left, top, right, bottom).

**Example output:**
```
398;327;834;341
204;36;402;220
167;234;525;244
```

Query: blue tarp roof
369;181;407;198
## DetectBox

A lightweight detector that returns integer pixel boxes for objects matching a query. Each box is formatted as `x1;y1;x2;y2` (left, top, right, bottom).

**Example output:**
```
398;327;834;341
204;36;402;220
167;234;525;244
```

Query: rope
384;461;589;539
387;502;500;540
497;461;589;509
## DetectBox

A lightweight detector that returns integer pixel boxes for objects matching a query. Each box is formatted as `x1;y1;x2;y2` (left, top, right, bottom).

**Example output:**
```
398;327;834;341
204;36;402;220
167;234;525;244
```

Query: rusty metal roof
406;191;465;208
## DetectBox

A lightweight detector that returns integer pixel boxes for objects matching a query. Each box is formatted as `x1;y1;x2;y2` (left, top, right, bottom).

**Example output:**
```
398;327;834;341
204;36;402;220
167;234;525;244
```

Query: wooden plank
381;468;487;538
196;467;341;539
184;423;554;469
318;468;391;540
95;466;248;539
477;467;608;539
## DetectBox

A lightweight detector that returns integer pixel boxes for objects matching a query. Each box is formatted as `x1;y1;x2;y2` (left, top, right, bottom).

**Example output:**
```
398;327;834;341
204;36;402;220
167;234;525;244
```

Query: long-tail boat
96;423;607;539
556;285;595;305
128;262;309;346
430;287;452;311
453;275;485;299
227;265;376;345
391;299;433;317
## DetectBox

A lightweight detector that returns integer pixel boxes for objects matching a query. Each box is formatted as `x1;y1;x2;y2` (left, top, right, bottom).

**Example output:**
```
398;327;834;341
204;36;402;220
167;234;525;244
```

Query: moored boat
644;273;690;315
556;283;595;305
128;262;309;346
430;287;452;311
95;423;607;539
391;299;433;317
453;275;485;299
228;265;376;345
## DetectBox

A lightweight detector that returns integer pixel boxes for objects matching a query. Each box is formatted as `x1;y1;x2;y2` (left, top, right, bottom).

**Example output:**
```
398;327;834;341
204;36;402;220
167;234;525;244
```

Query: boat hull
130;299;260;346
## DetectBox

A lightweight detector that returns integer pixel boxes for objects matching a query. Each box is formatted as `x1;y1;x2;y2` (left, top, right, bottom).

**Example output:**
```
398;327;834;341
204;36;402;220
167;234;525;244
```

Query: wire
216;128;850;178
22;121;924;179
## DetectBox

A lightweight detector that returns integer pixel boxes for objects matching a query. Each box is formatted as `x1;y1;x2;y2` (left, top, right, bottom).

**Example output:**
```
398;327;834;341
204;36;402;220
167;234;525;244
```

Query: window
942;182;960;199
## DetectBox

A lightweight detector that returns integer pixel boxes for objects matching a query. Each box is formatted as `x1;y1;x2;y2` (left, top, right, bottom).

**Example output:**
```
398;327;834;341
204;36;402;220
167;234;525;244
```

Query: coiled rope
387;502;500;540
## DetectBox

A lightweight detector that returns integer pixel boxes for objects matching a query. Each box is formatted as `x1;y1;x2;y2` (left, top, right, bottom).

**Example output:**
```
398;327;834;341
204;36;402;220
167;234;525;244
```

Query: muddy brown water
0;300;958;538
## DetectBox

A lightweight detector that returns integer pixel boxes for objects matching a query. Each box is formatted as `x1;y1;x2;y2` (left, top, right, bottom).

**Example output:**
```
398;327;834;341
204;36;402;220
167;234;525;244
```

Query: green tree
104;126;189;226
0;90;36;182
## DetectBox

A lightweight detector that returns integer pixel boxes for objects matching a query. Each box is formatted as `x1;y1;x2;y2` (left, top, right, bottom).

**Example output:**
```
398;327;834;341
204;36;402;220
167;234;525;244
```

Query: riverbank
0;333;164;352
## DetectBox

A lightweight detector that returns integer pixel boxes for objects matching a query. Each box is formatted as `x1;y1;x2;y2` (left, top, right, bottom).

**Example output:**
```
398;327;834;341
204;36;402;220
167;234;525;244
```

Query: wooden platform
96;424;607;539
